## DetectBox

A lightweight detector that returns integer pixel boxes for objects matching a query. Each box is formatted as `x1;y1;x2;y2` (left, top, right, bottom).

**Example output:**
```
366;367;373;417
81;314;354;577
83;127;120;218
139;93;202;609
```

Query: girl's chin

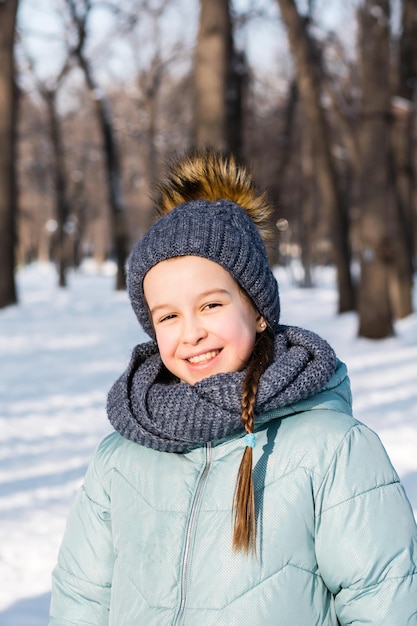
181;368;219;385
181;366;223;385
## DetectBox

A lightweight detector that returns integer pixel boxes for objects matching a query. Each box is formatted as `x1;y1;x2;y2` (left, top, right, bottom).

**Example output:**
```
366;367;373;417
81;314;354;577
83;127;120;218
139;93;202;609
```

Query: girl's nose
181;316;207;344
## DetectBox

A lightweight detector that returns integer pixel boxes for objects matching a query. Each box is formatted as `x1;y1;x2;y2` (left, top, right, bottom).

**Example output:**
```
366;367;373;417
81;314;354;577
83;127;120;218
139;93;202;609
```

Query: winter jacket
49;361;417;625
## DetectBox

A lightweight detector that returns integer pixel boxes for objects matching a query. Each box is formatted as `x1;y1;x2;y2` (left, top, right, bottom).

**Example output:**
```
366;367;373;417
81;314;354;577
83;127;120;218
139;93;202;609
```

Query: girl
49;149;417;625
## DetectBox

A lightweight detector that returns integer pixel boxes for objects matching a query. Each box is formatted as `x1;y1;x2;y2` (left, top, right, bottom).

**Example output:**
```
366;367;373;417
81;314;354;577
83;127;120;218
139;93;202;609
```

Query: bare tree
0;0;19;308
393;0;417;257
45;87;72;286
226;47;248;161
134;53;165;231
357;0;394;338
275;0;355;313
16;95;52;265
194;0;235;152
262;79;299;266
388;0;416;318
23;47;74;286
299;120;315;287
129;1;181;232
66;0;128;290
322;8;414;324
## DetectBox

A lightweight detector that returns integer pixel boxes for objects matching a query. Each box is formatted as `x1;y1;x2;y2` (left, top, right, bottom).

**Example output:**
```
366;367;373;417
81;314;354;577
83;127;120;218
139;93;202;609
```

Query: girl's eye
159;313;176;323
203;302;221;311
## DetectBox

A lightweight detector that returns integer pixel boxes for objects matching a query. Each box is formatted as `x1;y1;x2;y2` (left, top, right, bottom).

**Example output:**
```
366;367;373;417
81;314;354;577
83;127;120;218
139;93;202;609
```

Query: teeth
187;350;219;364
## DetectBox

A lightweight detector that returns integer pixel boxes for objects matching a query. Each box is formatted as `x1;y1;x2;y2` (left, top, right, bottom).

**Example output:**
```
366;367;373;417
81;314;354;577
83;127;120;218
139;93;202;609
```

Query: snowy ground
1;262;416;626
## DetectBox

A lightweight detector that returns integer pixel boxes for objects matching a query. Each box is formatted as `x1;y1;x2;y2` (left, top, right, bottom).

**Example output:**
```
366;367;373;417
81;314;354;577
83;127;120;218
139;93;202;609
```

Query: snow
1;262;416;625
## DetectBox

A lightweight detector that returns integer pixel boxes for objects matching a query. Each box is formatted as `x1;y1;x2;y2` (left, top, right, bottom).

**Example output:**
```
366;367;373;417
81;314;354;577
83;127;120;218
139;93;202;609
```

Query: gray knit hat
127;198;280;338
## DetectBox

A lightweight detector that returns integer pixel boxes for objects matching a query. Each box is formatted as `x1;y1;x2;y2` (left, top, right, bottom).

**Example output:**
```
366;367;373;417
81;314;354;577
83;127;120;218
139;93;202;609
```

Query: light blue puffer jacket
49;362;417;625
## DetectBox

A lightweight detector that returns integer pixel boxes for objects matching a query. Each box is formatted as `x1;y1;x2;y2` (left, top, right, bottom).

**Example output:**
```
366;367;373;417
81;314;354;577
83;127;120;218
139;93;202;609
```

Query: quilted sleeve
314;423;417;625
49;438;114;626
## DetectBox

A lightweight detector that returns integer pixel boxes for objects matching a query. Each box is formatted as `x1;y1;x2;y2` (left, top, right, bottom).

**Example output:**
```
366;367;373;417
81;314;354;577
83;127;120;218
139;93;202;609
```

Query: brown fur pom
154;147;274;242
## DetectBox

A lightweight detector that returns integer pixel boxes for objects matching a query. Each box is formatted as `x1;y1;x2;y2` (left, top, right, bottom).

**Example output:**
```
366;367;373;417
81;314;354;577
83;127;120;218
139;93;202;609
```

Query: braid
232;328;275;554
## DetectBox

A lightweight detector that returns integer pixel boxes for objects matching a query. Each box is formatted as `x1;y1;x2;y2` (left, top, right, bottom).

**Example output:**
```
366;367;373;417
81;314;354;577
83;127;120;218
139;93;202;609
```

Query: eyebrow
149;288;231;315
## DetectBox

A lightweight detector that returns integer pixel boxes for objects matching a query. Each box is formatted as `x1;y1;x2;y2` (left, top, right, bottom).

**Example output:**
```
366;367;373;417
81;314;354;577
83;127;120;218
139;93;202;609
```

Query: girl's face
143;256;265;385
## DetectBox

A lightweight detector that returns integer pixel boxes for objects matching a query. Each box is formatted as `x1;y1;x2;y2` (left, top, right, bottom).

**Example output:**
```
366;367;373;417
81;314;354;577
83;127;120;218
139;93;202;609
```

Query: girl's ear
256;316;267;333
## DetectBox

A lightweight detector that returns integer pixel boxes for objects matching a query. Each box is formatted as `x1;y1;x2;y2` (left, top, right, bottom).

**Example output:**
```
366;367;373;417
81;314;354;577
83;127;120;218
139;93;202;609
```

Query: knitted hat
127;198;280;338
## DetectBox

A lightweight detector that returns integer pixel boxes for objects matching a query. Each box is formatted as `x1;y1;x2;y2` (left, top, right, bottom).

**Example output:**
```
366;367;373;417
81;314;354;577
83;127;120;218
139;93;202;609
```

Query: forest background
0;0;417;339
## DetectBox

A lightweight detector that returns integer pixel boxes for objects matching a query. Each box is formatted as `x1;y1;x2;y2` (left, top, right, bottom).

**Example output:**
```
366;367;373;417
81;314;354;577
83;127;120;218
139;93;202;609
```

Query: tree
16;94;52;265
321;3;414;325
357;0;394;338
388;0;417;318
0;0;19;308
23;47;74;286
275;0;355;313
130;1;180;232
194;0;241;153
44;87;72;287
66;0;129;290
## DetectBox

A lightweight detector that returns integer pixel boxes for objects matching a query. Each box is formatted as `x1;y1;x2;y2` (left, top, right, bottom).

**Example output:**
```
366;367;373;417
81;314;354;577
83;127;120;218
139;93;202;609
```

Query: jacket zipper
173;442;212;626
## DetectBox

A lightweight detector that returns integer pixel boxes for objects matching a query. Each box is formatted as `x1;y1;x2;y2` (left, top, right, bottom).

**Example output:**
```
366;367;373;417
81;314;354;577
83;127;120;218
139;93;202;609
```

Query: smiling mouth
187;350;220;364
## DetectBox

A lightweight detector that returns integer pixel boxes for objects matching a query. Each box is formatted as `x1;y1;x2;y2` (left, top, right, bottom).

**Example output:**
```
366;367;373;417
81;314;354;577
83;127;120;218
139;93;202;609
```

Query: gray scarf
107;325;337;453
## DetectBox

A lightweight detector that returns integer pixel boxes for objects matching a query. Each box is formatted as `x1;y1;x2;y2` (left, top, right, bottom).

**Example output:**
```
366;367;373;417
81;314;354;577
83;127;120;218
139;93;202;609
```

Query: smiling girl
144;256;264;385
49;148;417;625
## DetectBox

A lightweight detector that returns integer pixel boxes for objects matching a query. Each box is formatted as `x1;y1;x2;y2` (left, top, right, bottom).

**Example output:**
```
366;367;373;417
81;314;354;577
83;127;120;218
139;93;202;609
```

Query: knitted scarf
107;325;337;453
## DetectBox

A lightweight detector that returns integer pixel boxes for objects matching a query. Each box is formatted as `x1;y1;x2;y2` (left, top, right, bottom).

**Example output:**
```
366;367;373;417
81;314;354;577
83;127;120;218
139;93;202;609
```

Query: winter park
1;261;417;625
2;0;417;624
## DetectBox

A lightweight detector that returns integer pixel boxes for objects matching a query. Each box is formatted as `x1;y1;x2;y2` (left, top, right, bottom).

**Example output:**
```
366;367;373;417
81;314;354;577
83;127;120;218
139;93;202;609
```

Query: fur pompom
154;147;274;242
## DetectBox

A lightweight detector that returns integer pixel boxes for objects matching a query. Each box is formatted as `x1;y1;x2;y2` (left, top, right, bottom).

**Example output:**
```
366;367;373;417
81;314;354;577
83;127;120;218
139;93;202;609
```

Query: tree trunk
226;49;248;161
0;0;19;308
300;120;315;288
268;79;299;266
45;90;70;287
138;55;164;233
388;0;416;318
77;53;128;290
194;0;233;151
357;0;394;338
275;0;354;313
66;0;128;290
